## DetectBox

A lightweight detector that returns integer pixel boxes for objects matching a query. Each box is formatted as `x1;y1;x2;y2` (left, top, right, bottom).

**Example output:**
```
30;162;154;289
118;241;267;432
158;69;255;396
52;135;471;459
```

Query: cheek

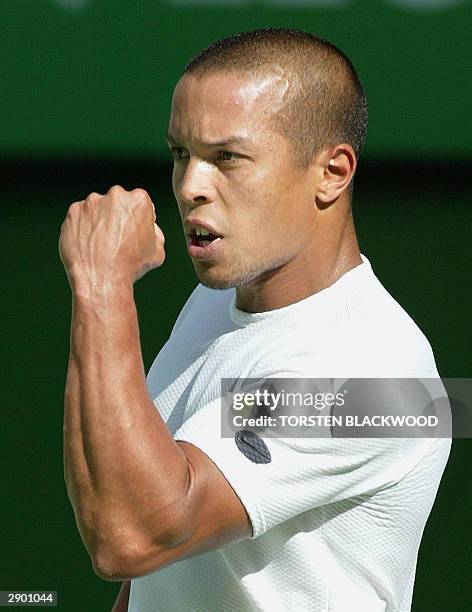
234;168;279;214
226;164;302;235
229;186;284;244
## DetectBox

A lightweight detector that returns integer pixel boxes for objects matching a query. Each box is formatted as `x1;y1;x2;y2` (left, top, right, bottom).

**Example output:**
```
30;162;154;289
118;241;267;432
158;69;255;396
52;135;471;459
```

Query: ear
316;144;357;205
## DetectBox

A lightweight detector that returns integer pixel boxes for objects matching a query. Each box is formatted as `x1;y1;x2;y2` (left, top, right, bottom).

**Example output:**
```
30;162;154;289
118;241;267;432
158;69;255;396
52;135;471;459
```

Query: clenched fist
59;185;165;292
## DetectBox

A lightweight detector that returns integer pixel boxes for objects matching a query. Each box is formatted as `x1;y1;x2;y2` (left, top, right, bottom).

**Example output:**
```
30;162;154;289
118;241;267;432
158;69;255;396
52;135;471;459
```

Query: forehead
169;71;290;143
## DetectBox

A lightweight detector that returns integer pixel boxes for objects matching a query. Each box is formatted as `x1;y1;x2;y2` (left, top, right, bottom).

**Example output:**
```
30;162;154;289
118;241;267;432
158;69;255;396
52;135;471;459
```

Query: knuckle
66;200;81;216
86;191;101;203
108;184;124;196
132;188;149;203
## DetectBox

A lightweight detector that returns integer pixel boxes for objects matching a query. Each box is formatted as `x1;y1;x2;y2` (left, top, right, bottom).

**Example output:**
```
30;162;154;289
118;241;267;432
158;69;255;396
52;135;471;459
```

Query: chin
199;278;237;290
193;261;263;290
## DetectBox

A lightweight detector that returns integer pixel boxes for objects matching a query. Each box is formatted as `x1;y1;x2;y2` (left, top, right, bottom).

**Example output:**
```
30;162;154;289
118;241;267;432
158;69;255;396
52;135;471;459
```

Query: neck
235;212;362;313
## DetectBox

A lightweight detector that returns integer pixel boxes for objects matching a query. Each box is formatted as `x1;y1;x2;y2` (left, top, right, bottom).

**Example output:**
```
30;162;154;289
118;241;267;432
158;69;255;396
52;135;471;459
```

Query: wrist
68;270;134;306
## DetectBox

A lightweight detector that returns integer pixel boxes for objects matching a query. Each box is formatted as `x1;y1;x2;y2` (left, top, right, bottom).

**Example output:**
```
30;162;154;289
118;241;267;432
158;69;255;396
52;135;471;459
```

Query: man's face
167;71;319;290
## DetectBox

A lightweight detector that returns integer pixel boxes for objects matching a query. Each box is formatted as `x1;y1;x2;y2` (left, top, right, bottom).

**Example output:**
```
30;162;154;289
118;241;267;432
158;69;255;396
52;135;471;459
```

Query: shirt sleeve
173;388;439;540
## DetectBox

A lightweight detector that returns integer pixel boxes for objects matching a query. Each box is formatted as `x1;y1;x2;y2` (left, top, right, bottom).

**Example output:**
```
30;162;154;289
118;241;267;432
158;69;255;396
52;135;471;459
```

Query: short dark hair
184;28;368;177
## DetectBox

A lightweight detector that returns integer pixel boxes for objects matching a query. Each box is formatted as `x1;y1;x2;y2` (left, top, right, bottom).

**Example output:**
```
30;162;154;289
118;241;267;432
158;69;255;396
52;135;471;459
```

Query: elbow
92;554;130;582
87;455;194;581
92;541;143;582
90;508;191;581
93;554;142;582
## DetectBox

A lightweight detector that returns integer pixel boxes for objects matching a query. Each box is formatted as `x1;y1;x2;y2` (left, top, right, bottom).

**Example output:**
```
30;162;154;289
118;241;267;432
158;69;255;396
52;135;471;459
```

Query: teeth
195;227;210;236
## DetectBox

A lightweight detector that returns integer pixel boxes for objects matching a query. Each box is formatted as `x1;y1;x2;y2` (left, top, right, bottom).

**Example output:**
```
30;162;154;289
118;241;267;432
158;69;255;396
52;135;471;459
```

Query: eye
170;147;189;161
218;151;239;162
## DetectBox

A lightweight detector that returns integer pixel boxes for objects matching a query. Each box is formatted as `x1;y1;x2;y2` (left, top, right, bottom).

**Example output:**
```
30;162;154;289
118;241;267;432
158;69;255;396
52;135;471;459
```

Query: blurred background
1;0;471;610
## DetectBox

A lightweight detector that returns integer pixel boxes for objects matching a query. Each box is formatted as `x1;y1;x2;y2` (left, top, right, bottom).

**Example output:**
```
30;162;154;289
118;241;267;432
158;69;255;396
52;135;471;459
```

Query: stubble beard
193;252;284;290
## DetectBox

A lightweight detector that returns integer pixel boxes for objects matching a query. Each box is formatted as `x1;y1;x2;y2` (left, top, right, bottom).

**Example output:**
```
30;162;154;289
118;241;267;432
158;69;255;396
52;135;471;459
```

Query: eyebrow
166;132;251;148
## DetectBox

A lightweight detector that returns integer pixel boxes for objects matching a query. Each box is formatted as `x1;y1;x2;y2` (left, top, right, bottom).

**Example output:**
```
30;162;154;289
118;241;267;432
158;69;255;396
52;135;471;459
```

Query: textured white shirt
128;255;451;611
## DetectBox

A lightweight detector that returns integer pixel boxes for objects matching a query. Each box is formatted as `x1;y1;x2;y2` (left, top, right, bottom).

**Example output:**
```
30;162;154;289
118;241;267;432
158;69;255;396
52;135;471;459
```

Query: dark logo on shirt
235;429;271;464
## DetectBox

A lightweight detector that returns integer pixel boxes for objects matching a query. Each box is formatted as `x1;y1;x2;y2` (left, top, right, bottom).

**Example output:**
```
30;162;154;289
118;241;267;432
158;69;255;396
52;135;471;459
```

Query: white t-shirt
128;255;451;612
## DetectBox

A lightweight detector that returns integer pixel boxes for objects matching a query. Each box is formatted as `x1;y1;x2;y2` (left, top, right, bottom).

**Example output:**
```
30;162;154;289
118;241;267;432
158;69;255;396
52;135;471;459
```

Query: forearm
63;280;190;574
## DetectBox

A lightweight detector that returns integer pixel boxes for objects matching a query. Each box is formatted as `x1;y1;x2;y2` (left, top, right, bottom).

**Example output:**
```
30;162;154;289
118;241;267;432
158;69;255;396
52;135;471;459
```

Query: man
59;29;451;611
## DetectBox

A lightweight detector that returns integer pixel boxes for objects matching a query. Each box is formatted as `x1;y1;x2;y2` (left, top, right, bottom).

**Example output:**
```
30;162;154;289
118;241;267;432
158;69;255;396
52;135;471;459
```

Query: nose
175;158;216;205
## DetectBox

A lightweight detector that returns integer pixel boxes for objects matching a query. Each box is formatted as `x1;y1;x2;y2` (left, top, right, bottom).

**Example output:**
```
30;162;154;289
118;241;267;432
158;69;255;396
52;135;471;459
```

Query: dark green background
1;0;472;160
1;0;471;609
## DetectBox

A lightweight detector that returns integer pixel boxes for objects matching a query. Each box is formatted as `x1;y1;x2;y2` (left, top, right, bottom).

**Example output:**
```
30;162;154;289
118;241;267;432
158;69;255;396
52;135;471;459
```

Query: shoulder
344;266;438;376
253;264;439;379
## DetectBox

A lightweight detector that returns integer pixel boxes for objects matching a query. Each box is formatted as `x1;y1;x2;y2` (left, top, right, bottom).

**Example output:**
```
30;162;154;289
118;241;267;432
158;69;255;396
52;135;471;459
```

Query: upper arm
177;440;253;550
126;440;252;578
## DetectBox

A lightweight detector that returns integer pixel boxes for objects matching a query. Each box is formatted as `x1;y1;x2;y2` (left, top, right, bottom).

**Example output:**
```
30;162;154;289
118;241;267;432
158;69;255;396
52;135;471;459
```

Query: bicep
179;440;253;545
137;441;252;574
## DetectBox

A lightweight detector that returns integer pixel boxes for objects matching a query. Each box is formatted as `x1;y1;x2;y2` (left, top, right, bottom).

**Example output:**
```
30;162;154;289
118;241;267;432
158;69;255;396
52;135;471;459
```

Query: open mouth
189;229;222;248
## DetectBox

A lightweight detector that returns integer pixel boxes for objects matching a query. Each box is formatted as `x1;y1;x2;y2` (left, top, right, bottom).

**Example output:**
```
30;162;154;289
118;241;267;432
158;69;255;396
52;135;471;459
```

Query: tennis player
59;29;451;611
